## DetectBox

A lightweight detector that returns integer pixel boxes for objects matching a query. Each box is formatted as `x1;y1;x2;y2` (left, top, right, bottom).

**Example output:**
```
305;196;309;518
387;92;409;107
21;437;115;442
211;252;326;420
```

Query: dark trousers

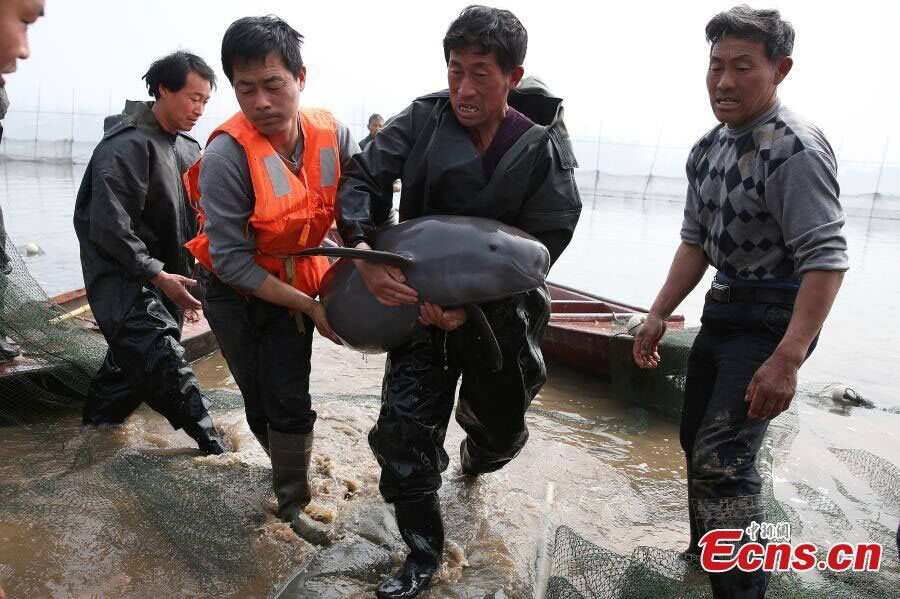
202;273;316;436
84;287;208;428
681;296;814;599
369;287;551;503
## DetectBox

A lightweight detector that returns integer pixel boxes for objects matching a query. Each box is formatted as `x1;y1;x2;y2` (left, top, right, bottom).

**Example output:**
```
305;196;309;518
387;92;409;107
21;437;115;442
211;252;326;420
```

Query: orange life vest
184;108;339;297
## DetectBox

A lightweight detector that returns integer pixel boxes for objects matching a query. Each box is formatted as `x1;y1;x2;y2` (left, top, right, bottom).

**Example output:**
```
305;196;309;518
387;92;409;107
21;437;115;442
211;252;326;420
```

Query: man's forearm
648;242;709;319
252;274;318;314
772;270;844;366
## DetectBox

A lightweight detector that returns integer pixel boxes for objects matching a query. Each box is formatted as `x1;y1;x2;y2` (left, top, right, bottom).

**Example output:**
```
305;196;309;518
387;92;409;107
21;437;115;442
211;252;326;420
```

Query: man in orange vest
184;15;357;542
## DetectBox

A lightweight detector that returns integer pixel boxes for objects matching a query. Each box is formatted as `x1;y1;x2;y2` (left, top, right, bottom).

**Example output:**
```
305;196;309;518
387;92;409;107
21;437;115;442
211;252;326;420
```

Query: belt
709;280;798;305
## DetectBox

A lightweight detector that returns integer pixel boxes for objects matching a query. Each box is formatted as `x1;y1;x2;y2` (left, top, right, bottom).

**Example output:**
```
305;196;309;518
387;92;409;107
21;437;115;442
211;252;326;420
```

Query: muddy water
0;338;690;598
3;161;898;407
4;337;896;597
0;162;898;597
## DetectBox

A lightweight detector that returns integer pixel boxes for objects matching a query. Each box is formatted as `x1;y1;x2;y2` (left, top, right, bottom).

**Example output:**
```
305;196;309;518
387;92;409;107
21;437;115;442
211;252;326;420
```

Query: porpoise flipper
464;303;503;372
291;247;413;269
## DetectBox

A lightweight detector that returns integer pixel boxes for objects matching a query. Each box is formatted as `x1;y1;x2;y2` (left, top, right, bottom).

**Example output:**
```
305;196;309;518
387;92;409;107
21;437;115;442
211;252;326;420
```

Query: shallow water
2;161;897;406
0;162;898;597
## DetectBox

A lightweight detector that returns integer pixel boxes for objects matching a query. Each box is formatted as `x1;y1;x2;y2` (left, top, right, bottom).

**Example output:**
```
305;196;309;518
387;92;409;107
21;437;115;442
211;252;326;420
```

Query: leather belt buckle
710;280;731;303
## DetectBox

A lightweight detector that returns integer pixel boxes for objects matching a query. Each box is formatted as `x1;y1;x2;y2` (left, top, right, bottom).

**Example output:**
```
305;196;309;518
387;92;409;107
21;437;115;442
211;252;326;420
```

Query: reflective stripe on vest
184;108;339;298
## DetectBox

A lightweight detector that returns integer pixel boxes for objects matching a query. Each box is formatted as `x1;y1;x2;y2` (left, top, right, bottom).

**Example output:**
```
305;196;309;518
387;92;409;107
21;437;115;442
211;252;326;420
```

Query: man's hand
419;302;467;331
353;242;417;306
308;301;342;345
745;351;800;419
632;313;667;368
150;270;202;310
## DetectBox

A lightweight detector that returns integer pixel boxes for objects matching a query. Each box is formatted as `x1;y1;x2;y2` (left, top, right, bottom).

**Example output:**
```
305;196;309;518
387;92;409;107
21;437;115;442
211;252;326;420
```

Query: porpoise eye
489;244;498;251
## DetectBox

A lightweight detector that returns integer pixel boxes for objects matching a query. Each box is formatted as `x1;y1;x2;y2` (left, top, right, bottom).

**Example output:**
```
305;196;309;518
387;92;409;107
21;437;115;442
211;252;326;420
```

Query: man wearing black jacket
338;6;581;597
73;51;226;455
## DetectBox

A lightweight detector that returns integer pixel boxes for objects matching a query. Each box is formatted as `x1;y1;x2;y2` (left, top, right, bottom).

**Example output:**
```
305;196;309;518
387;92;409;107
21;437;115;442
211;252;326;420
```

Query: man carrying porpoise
338;5;582;596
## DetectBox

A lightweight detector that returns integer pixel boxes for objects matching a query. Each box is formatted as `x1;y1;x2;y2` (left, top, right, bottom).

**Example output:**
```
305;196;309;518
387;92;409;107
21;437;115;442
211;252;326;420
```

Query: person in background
73;51;226;455
0;0;46;365
338;5;581;597
633;6;847;598
359;113;400;196
358;112;383;149
184;15;357;544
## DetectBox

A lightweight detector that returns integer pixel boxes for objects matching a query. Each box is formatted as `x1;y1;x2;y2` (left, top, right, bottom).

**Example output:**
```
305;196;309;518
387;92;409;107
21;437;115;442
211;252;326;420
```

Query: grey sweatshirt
198;118;358;292
681;100;849;284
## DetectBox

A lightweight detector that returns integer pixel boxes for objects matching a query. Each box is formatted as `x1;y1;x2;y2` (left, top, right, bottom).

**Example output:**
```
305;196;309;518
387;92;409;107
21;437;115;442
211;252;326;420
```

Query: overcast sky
5;0;900;163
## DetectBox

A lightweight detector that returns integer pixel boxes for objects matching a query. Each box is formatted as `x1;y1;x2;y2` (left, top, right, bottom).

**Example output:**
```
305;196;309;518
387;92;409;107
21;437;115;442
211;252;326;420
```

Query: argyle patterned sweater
681;100;849;285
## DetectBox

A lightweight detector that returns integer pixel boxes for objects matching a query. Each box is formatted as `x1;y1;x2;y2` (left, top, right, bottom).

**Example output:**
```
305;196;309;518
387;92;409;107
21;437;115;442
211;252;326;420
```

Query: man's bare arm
746;270;844;419
252;274;340;344
633;242;708;368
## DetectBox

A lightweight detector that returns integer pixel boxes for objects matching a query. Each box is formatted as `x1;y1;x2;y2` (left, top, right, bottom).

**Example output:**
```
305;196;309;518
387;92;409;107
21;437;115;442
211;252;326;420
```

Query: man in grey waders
634;6;848;598
339;5;582;596
73;51;227;455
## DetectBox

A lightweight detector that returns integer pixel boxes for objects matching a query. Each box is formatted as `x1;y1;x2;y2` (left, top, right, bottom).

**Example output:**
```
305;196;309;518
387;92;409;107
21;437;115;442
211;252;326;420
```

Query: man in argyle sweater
634;6;848;598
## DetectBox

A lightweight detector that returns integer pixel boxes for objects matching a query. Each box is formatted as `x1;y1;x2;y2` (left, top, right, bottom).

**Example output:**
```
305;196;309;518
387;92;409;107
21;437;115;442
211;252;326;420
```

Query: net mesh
608;326;700;418
2;217;897;597
0;219;105;422
546;335;900;599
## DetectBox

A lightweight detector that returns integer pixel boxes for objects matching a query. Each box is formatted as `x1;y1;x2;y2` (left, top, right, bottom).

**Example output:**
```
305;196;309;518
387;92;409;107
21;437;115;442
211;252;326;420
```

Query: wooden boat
47;288;219;362
0;288;218;381
1;283;682;382
544;282;684;378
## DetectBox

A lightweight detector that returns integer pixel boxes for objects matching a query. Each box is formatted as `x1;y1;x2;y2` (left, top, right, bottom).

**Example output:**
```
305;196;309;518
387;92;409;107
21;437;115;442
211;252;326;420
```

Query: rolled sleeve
766;149;849;273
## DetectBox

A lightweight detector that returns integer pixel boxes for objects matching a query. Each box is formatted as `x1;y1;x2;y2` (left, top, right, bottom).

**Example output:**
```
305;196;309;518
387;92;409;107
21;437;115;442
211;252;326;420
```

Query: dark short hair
442;5;527;73
705;5;795;61
142;51;216;99
221;15;304;83
367;113;383;125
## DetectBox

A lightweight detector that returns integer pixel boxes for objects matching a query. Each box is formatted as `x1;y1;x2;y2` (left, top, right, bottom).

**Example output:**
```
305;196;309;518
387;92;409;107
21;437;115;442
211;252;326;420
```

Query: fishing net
546;373;900;599
3;220;898;597
608;325;700;418
0;219;106;423
0;389;384;598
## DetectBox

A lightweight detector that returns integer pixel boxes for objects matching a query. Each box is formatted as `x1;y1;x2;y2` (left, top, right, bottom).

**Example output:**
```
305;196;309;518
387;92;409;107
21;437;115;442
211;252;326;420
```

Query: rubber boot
182;413;227;455
0;337;19;362
376;493;444;599
268;426;333;545
177;389;227;455
460;437;490;477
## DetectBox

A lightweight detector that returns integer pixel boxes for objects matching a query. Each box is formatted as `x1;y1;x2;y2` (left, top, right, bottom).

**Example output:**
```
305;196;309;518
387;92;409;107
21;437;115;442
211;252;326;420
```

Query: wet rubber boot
182;413;227;455
268;426;333;545
0;337;19;362
459;437;490;477
376;493;444;599
177;390;227;455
